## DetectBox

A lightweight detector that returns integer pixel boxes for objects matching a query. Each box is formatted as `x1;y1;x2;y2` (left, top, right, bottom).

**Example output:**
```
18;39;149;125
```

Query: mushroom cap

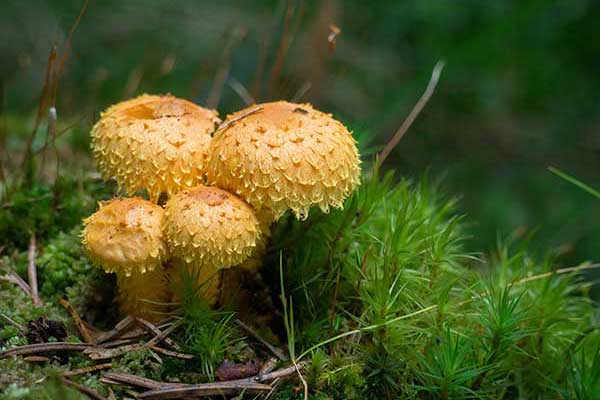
162;185;261;273
91;94;220;202
82;197;167;277
206;101;361;221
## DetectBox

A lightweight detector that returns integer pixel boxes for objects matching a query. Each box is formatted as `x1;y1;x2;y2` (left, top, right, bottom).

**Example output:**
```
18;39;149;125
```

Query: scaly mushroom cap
163;185;262;303
82;197;166;277
91;94;220;202
206;101;361;221
163;185;261;269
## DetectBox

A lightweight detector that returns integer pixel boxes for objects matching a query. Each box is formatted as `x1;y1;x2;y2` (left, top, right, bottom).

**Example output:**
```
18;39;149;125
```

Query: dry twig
0;311;25;331
23;356;50;363
138;381;271;399
292;358;308;400
0;342;91;359
27;233;41;306
85;321;181;360
61;377;107;400
512;262;600;286
94;316;135;344
62;362;112;377
456;262;600;308
60;298;94;343
137;318;180;350
215;105;263;134
101;338;139;348
259;357;278;375
149;345;193;360
99;377;121;387
136;364;307;399
143;320;182;348
235;318;287;361
0;272;31;296
253;362;307;383
106;387;117;400
84;343;144;361
102;372;185;390
102;363;305;399
378;61;445;166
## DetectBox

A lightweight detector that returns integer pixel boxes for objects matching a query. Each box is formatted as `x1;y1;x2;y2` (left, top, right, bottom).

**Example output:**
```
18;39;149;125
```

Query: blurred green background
1;0;598;265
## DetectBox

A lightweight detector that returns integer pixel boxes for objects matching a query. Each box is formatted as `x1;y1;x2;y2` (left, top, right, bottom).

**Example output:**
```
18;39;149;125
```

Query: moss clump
0;283;67;343
37;226;94;299
261;172;600;399
1;173;598;399
113;348;162;378
0;177;113;252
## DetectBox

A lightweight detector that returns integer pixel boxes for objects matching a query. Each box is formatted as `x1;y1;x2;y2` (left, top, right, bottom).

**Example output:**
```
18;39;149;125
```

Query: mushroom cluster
82;95;361;320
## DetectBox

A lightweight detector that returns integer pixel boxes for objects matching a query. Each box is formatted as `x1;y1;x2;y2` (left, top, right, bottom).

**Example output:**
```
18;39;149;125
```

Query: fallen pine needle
137;317;180;350
0;342;91;359
94;316;135;344
61;377;107;400
102;372;185;390
84;321;181;360
23;356;50;363
149;345;193;360
137;381;272;399
62;362;112;377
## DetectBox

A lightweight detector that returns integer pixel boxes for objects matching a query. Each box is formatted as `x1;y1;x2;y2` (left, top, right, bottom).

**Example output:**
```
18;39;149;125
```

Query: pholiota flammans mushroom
91;94;220;202
162;185;262;303
206;101;361;222
82;197;170;321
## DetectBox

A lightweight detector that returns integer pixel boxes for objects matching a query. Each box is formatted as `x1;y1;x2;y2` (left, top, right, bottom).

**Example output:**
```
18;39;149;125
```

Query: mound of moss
1;173;598;399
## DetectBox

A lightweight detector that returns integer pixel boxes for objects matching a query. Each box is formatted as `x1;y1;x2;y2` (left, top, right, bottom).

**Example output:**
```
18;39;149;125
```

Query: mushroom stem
162;185;262;305
116;268;171;322
168;263;222;306
82;197;170;322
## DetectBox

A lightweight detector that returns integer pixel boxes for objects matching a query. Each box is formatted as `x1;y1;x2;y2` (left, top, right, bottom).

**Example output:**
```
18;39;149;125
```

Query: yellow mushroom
82;197;170;320
162;185;261;303
91;94;220;202
206;101;361;222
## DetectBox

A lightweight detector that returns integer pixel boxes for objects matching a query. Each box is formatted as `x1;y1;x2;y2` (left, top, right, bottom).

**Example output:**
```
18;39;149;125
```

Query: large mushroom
82;197;170;320
162;185;262;303
206;101;361;222
91;94;220;202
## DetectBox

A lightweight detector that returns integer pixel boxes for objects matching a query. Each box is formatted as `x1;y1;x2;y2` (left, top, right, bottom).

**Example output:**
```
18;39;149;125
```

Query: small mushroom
206;101;361;221
91;94;221;202
82;197;170;320
162;185;261;303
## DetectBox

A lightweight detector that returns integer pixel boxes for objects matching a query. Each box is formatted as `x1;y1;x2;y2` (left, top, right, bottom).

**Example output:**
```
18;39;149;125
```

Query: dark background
1;0;598;266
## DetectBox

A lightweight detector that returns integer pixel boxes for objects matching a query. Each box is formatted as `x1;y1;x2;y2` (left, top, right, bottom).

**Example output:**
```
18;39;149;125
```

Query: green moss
264;172;599;399
1;173;597;399
113;348;162;379
0;177;114;252
0;373;99;400
37;226;93;299
0;283;68;337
